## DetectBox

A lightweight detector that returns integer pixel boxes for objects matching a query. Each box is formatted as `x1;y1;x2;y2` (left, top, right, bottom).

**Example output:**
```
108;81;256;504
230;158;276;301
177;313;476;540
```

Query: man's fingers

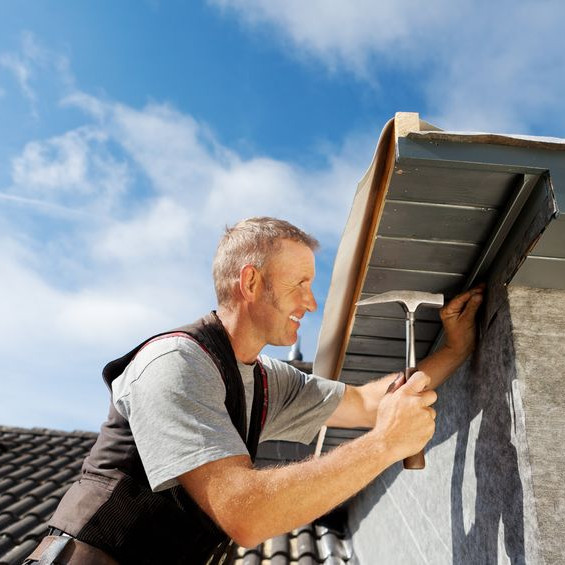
441;286;484;320
420;389;437;407
405;371;431;393
461;292;483;320
386;372;405;394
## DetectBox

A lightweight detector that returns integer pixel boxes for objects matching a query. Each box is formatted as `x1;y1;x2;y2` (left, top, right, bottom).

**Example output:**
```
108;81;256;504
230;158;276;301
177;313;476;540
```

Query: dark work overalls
39;312;268;564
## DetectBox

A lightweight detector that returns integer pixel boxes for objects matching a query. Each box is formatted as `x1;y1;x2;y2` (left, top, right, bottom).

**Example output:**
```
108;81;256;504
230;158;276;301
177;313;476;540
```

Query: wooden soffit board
315;112;564;399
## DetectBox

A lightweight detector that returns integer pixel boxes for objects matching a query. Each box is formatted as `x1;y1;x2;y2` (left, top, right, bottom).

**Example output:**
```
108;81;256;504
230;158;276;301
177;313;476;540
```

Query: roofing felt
0;423;354;565
313;112;565;453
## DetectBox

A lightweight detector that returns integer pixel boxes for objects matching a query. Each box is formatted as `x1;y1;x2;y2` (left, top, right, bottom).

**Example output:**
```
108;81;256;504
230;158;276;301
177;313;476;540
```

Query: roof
0;360;354;564
0;424;354;564
314;112;565;452
233;507;356;564
0;426;97;565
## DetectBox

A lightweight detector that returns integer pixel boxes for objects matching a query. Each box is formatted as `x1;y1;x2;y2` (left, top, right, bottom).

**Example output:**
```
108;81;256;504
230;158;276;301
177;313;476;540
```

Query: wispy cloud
210;0;455;78
211;0;565;134
2;88;366;429
0;31;72;118
0;51;37;112
10;126;131;215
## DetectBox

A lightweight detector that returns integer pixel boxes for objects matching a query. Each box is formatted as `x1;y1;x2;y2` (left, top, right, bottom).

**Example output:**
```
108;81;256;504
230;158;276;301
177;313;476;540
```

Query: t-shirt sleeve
112;337;249;492
259;356;346;444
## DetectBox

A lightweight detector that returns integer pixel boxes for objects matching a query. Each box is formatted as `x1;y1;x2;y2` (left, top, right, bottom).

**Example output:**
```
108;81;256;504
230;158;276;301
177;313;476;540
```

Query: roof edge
0;424;98;439
313;114;410;381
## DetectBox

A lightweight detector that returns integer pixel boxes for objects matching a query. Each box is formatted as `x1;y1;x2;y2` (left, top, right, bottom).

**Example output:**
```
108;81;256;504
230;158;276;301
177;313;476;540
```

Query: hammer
356;290;444;469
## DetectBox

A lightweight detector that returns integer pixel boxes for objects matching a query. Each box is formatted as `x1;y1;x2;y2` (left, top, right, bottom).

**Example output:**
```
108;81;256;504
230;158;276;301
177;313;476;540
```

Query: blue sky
1;0;564;432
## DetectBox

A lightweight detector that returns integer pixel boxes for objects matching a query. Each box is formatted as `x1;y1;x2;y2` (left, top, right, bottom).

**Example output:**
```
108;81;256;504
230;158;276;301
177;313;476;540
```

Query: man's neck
216;306;263;364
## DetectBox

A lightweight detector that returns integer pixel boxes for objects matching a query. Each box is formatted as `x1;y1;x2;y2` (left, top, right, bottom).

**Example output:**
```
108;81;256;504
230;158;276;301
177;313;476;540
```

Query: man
28;217;483;564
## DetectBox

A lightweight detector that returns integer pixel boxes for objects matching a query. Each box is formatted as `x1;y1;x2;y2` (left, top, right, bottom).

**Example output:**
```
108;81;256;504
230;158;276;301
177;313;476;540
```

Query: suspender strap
247;360;269;461
136;327;269;461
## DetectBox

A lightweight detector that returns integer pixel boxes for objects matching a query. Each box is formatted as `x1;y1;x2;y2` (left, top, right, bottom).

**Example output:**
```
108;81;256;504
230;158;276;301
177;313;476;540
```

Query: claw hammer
357;290;444;469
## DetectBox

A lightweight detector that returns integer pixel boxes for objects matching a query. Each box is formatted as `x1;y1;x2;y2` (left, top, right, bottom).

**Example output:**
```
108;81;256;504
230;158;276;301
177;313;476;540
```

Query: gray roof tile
1;496;38;517
0;538;38;565
0;536;17;558
21;522;48;542
27;497;60;520
4;480;37;499
0;426;97;565
0;479;15;493
0;496;13;512
24;481;59;500
0;516;13;532
26;466;56;483
233;508;356;564
2;514;40;539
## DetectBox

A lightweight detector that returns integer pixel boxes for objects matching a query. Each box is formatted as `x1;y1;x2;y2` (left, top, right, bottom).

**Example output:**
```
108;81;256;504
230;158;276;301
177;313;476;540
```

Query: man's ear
240;264;259;302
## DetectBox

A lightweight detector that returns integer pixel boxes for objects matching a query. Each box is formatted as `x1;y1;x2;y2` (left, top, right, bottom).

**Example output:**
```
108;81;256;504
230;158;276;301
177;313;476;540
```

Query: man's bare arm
419;285;484;389
325;285;484;430
178;372;436;548
324;375;397;429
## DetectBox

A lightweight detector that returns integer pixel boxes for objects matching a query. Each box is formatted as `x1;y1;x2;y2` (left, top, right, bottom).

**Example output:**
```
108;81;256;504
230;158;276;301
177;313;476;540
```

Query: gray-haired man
28;217;483;564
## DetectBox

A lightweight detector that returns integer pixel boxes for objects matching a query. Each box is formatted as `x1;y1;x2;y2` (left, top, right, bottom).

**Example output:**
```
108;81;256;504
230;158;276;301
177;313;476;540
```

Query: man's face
254;239;317;347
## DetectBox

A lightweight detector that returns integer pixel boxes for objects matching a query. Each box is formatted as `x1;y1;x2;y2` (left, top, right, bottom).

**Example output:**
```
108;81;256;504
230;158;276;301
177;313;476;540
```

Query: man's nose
305;288;317;313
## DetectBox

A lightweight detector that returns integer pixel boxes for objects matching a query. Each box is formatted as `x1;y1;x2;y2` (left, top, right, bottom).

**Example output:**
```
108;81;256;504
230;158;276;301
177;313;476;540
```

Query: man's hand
326;285;484;430
371;371;437;462
325;372;402;429
416;284;484;390
440;284;485;361
178;372;436;547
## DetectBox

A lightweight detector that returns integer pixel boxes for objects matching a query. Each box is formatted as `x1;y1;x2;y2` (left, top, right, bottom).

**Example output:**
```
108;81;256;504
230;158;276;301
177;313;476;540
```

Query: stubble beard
260;276;296;346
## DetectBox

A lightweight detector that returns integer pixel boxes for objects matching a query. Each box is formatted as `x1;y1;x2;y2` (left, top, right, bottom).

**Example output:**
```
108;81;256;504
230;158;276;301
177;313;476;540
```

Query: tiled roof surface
0;425;356;564
0;426;97;565
233;507;357;564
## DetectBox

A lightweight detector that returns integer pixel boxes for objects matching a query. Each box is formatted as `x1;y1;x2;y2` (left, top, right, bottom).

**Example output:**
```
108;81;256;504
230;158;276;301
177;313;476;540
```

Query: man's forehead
268;239;315;273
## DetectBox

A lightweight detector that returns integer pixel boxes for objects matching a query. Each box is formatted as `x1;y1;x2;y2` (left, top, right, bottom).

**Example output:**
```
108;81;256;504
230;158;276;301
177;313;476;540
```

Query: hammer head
356;290;444;313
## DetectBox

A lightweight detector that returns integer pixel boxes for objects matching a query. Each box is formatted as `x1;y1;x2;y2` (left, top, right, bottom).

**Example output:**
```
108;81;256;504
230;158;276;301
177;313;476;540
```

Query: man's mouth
289;315;300;323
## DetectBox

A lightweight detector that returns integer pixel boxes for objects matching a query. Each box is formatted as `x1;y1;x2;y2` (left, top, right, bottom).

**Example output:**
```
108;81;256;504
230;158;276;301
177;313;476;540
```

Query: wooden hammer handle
404;449;426;469
403;366;426;470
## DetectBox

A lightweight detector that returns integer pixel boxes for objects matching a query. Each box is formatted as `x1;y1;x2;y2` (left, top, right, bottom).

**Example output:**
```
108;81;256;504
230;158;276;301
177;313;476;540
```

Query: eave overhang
314;112;564;451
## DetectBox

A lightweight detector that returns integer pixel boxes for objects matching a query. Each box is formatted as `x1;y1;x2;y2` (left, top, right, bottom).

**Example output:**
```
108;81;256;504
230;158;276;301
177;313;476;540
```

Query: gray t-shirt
112;335;345;492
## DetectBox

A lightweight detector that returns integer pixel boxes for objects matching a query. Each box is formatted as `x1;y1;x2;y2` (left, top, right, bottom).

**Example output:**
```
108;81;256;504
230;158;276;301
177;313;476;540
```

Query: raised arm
419;284;484;389
325;285;484;429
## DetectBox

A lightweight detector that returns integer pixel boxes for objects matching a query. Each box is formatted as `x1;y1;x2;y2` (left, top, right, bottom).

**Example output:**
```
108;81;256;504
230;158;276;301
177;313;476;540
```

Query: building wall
348;286;565;564
508;286;565;565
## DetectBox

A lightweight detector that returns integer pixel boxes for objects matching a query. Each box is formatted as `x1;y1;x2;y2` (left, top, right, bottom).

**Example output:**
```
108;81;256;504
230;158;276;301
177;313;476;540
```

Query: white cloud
64;93;365;239
55;292;165;347
13;128;98;191
112;103;230;197
211;0;455;76
94;197;192;263
0;31;73;117
10;126;131;215
0;51;36;107
211;0;565;134
1;91;365;429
